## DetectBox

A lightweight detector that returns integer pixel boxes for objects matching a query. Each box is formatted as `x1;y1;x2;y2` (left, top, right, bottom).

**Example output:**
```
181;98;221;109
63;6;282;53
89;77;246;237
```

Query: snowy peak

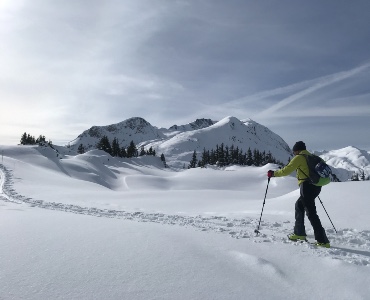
149;116;292;168
169;118;216;132
319;146;370;181
70;117;165;150
210;116;244;130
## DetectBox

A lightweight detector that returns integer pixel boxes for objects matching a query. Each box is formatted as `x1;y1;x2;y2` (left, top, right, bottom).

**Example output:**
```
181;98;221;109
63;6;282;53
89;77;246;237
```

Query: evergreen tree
111;138;120;157
147;147;152;155
217;143;225;167
36;135;46;144
188;150;198;168
77;144;85;154
139;146;146;156
200;148;209;167
160;153;167;168
147;146;156;156
127;140;137;158
359;169;366;181
96;136;112;155
230;145;238;165
20;132;27;145
209;149;217;165
246;148;253;166
238;151;247;166
225;145;230;166
27;134;36;145
265;151;273;164
120;147;127;158
253;149;262;166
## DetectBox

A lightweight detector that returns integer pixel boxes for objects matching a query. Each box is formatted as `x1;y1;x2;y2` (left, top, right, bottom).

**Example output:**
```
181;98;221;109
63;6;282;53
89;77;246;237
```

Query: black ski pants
294;181;329;243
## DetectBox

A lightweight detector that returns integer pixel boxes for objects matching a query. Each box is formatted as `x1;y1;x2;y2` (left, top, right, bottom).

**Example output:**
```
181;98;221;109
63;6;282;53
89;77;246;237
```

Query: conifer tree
160;153;167;168
147;147;154;156
217;143;225;167
96;136;112;155
188;150;198;168
225;145;230;166
111;138;120;157
139;146;146;156
20;132;27;145
238;151;246;165
209;149;217;165
120;147;127;158
359;169;366;181
36;135;46;144
200;148;209;167
27;134;36;145
77;144;85;154
127;140;137;158
246;148;253;166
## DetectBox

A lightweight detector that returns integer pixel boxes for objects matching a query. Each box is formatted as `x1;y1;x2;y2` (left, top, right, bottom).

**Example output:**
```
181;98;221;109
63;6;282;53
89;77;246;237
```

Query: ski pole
255;177;270;235
317;196;337;233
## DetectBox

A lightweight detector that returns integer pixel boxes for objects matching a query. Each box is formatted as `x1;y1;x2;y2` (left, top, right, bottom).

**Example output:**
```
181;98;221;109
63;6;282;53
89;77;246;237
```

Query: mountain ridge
69;116;292;169
65;116;370;177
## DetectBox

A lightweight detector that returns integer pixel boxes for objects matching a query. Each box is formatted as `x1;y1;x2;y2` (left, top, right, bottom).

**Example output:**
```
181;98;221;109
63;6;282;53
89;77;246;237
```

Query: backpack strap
296;154;312;183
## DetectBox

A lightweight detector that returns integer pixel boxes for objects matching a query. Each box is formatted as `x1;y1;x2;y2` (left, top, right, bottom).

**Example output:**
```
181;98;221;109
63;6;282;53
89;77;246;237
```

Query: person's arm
274;156;302;177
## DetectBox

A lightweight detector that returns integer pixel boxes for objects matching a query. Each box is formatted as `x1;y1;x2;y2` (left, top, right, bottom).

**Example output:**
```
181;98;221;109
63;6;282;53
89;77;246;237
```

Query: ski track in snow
1;164;369;267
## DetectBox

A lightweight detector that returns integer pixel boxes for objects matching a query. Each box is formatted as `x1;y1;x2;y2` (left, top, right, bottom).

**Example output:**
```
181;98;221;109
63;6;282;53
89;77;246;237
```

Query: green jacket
274;150;311;186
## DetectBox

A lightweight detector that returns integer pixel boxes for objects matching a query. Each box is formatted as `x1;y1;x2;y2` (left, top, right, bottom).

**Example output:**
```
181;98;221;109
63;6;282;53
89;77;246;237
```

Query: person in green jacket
267;141;330;248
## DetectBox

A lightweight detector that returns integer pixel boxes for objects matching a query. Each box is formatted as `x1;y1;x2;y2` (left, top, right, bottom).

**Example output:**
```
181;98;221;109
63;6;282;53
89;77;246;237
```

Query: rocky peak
169;118;216;131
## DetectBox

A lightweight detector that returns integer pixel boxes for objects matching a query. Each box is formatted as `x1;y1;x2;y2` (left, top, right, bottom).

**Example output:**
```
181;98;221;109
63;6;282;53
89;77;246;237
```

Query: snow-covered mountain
67;116;370;176
146;116;292;168
70;117;165;151
316;146;370;181
69;116;293;169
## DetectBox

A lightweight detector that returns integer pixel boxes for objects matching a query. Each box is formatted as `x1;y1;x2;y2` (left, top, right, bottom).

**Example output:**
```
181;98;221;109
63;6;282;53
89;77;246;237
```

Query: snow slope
1;145;370;300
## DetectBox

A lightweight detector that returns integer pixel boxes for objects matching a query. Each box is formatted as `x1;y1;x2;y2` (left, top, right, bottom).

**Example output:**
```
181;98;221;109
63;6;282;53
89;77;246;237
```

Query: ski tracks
1;164;369;267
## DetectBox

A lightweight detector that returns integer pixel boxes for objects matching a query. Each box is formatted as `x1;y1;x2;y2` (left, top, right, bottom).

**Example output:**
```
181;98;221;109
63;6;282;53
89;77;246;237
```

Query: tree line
188;143;284;168
351;169;370;181
20;132;53;146
78;136;166;166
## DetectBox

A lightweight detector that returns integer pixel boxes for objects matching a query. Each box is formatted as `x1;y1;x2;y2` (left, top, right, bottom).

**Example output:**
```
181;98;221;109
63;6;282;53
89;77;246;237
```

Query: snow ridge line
1;164;370;266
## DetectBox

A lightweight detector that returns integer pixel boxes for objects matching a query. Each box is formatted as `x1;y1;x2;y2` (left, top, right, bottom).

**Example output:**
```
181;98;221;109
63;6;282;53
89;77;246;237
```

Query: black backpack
298;154;332;185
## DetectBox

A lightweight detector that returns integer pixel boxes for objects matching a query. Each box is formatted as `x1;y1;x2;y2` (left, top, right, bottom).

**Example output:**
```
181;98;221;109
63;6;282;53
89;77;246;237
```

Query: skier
267;141;330;248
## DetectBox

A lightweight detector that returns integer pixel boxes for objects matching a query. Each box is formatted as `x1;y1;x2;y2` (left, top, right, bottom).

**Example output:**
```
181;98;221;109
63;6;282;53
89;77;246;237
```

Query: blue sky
1;0;369;151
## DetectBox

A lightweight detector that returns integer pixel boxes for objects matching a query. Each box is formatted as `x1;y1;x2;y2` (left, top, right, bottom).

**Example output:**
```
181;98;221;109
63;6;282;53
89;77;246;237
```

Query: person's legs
294;197;306;236
300;182;329;244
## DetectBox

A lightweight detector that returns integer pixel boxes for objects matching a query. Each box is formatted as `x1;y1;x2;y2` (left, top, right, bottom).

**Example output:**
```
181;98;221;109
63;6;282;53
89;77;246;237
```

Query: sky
0;0;370;151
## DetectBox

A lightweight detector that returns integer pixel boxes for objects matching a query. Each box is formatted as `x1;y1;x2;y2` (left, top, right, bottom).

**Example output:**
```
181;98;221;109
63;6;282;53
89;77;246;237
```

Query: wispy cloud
255;62;370;118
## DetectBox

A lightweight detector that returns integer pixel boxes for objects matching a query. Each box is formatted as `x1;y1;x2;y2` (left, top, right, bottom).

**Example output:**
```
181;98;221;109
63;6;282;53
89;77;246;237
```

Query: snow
1;145;370;300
